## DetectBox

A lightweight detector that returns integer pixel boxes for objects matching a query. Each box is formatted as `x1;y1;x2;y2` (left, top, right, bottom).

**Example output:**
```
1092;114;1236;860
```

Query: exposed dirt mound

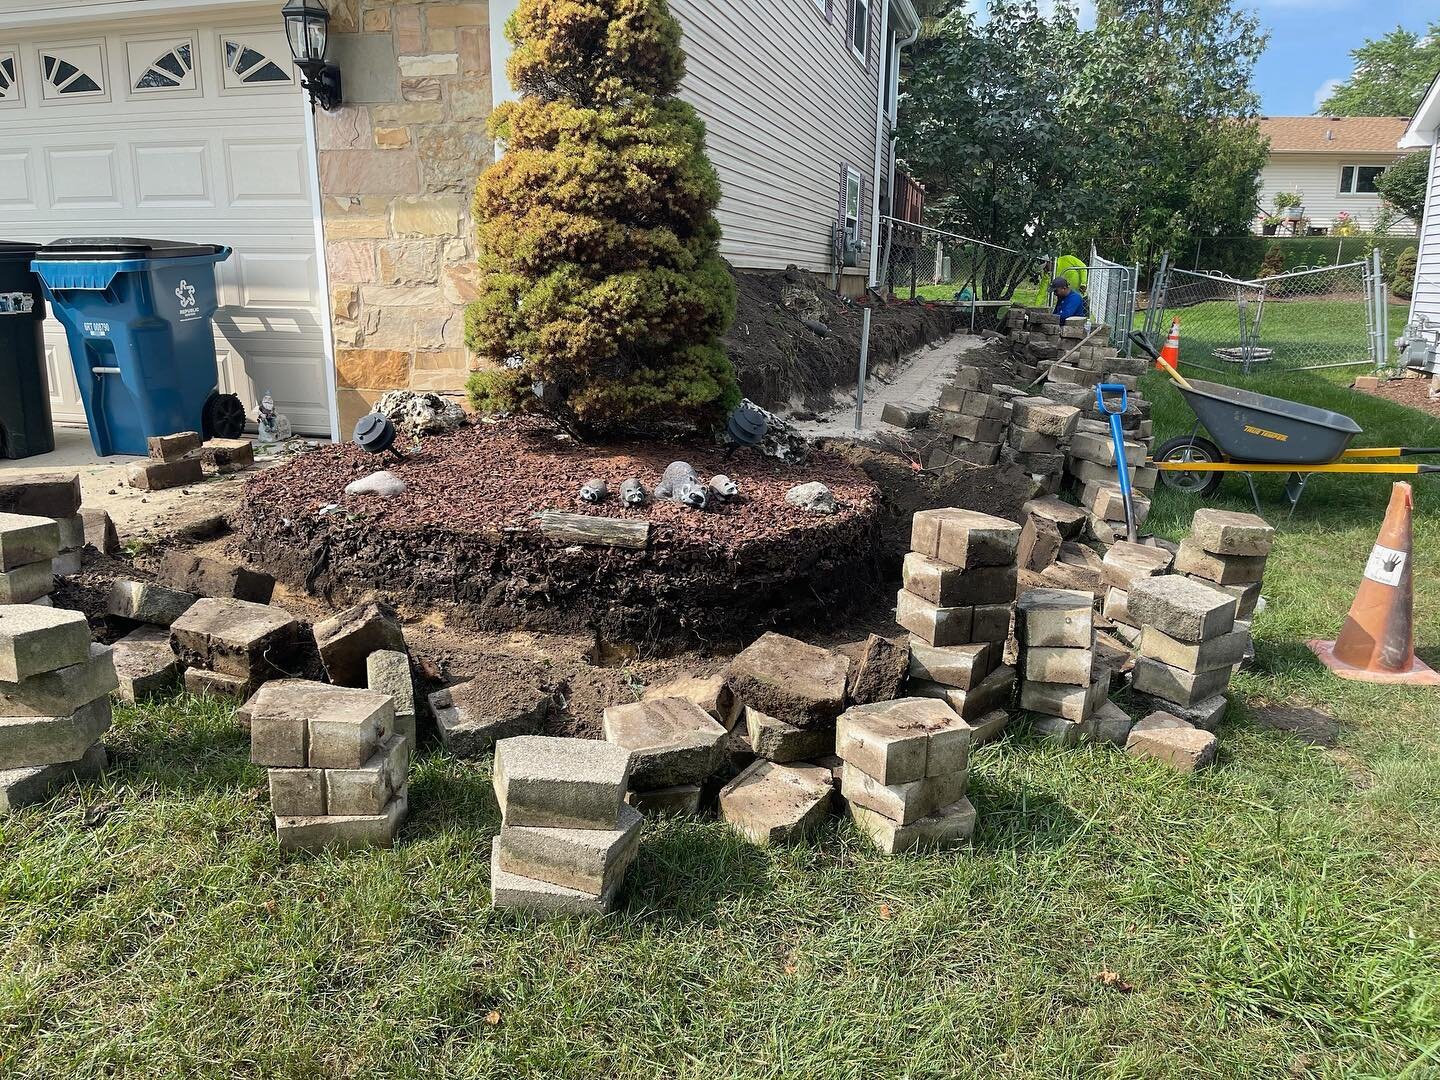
727;267;959;412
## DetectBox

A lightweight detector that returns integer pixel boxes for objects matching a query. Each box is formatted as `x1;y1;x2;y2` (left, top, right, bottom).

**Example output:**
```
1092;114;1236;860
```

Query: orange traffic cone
1156;318;1181;372
1308;482;1440;686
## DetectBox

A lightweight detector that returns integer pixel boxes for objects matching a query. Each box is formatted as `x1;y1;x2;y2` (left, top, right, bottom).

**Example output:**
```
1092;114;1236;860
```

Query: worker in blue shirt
1052;276;1087;320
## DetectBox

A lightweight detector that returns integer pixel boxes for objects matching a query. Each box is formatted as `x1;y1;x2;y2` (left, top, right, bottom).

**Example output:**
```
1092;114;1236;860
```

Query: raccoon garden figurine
656;461;709;510
619;478;648;507
708;475;738;501
579;478;608;504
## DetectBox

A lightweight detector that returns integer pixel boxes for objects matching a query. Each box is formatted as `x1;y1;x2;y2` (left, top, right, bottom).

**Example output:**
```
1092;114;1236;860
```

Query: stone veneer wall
317;0;491;435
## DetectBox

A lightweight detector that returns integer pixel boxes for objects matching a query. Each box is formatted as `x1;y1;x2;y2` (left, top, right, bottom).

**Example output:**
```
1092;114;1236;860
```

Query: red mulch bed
1357;374;1440;419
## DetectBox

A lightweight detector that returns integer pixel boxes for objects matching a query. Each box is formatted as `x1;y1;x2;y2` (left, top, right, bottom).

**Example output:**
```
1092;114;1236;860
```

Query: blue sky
1249;0;1433;116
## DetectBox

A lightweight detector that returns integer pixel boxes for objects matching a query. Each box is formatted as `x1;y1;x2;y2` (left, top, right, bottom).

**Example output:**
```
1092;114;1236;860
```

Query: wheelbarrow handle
1095;383;1128;416
1128;331;1159;360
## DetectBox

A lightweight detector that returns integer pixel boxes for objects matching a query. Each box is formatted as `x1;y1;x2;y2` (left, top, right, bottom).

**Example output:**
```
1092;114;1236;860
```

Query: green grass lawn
1161;298;1409;372
5;368;1440;1078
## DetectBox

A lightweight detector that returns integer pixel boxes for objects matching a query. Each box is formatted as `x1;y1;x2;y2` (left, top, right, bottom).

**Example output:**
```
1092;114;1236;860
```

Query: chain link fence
1150;260;1380;375
1080;246;1139;355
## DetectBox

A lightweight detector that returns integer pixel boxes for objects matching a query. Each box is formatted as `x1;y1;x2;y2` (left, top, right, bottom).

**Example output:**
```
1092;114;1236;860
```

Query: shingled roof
1258;116;1410;154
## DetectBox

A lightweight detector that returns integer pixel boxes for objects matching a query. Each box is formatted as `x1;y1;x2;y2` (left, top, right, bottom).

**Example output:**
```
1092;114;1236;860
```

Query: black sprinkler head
353;413;404;462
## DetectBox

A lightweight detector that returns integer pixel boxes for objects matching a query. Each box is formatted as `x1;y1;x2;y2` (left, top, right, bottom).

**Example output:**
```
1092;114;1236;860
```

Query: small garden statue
620;478;648;507
256;390;291;446
656;462;709;510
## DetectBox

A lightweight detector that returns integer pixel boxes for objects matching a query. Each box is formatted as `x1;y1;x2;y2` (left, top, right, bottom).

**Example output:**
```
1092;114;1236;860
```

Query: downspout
886;21;920;227
866;2;895;289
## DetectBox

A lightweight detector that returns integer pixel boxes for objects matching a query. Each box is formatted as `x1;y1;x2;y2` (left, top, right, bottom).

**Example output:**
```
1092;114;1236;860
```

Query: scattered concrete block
494;736;632;830
1131;657;1231;707
1018;668;1111;721
157;551;275;604
277;791;406;853
1022;496;1087;539
1069;431;1144;467
170;598;300;680
627;783;703;816
849;796;976;854
744;707;834;763
923;509;1022;569
201;438;255;471
0;741;106;813
127;457;203;491
0;643;116;717
147;431;201;461
489;836;617;916
269;767;325;818
1101;542;1173;592
1174;537;1267;585
845;634;910;706
724;632;849;728
0;605;91;683
1127;575;1237;643
1130;711;1191;737
1081;481;1150;525
934;412;1005;442
366;650;416;748
106;579;198;627
184;668;254;701
835;697;970;786
1125;721;1217;772
895;589;972;648
1103;587;1135;628
908;641;994;690
1008;427;1062;453
968;708;1010;746
602;698;728;788
881;402;929;429
0;698;111;769
1009;397;1080;438
1139;626;1249;674
429;669;553;759
970;604;1012;643
909;664;1016;720
1030;714;1081;747
1017;515;1063;571
110;627;179;703
643;673;740;728
1132;692;1228;732
0;514;60;571
1211;579;1262;619
903;554;1016;606
313;601;406;687
51;551;81;578
1015;588;1093;648
1079;700;1134;746
324;734;409;816
1191;509;1275;557
841;761;966;825
1021;646;1094;686
0;561;53;604
80;509;121;556
0;475;81;518
498;802;643;895
719;759;833;844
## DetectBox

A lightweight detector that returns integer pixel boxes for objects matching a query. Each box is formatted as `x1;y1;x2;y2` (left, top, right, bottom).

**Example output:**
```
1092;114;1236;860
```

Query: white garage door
0;15;333;437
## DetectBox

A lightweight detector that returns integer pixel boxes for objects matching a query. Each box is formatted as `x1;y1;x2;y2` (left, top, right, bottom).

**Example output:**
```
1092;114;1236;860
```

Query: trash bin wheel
203;392;247;440
1157;435;1224;497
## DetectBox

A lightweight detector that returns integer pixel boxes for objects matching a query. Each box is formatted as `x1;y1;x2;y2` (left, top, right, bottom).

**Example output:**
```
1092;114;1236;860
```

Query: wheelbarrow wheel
203;391;247;440
1157;435;1224;497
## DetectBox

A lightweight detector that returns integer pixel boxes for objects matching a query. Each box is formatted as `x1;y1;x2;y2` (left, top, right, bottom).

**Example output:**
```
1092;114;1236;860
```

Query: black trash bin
0;241;55;459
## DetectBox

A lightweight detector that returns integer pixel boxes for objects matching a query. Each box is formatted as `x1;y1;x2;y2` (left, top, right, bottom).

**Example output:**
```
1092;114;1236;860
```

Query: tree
465;0;738;435
1375;150;1430;225
1320;22;1440;117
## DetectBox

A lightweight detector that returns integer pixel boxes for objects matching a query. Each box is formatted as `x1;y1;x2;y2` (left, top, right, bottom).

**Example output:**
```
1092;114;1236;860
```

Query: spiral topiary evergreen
465;0;739;435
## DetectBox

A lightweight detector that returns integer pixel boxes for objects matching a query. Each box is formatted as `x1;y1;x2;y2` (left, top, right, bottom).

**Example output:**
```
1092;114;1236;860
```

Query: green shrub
1394;247;1418;300
1259;244;1285;278
465;0;739;434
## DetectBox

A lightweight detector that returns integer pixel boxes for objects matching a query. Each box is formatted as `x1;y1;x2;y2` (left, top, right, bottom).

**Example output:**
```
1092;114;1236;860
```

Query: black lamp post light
281;0;342;111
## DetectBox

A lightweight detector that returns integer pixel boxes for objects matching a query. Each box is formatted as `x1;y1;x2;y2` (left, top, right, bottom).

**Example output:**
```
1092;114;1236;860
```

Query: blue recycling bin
31;237;248;457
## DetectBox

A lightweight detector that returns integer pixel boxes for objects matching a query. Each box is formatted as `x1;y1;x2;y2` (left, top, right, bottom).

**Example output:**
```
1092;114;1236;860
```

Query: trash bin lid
35;237;227;261
0;241;42;263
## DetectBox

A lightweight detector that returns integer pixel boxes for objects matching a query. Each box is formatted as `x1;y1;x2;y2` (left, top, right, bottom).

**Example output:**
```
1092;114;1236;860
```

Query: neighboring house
1254;116;1416;237
1400;72;1440;344
0;0;921;449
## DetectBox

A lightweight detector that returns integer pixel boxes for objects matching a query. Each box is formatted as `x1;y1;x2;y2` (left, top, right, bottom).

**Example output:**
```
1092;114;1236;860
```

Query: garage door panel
132;141;213;207
0;151;36;208
223;138;309;207
232;250;319;308
45;145;121;208
221;350;332;435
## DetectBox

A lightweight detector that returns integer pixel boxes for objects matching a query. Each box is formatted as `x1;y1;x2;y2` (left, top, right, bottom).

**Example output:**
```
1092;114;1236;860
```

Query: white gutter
868;0;920;288
1401;70;1440;148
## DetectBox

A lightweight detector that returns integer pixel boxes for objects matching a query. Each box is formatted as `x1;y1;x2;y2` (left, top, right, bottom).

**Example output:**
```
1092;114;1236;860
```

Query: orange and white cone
1308;482;1440;685
1156;318;1181;372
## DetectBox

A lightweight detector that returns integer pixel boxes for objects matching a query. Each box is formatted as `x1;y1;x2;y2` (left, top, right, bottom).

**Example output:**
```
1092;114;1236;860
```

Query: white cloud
1312;77;1343;112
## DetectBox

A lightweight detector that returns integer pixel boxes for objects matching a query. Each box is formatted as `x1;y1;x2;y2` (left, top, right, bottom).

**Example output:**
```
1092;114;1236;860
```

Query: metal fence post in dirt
854;306;872;431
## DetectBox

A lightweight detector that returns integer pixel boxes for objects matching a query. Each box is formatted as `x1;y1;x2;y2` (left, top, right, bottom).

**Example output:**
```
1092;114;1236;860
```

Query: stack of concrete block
1004;396;1081;495
0;475;84;592
1000;307;1061;383
723;631;849;775
0;606;115;812
1099;540;1175;646
170;597;302;701
80;507;121;557
836;696;976;854
899;508;1020;729
129;431;205;491
104;577;197;703
929;366;1014;469
1127;575;1243;731
1175;509;1274;624
491;735;641;914
247;679;407;852
603;697;727;816
0;513;60;605
1015;588;1115;746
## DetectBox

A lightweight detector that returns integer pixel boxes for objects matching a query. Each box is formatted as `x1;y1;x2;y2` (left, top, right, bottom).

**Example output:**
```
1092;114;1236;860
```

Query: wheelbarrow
1129;332;1440;518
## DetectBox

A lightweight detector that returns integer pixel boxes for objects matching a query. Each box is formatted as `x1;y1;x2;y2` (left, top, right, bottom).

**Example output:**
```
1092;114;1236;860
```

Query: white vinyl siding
1255;152;1417;237
1410;140;1440;332
670;0;879;276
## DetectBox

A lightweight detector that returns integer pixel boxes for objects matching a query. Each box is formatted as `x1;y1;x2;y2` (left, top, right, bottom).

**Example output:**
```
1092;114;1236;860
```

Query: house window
38;44;107;101
844;166;862;244
813;0;827;14
127;37;198;94
849;0;870;63
1339;164;1385;195
221;36;293;90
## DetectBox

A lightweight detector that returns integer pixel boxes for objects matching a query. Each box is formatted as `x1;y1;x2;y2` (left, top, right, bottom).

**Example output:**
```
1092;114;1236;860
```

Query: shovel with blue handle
1095;382;1138;543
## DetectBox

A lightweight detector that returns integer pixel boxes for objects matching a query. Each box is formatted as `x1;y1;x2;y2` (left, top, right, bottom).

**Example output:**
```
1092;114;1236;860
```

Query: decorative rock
1174;537;1267;585
277;791;406;853
0;514;60;572
127;457;203;491
785;481;836;515
1125;720;1218;772
0;643;117;717
489;836;617;916
718;759;833;845
627;783;703;816
642;673;739;729
0;605;91;683
110;627;180;703
493;735;632;831
106;579;198;627
1191;509;1275;557
498;803;643;896
0;698;112;769
313;600;406;687
845;634;910;706
1131;657;1231;707
1139;626;1250;674
744;707;834;763
157;551;275;604
345;470;407;497
1015;588;1093;648
835;697;970;786
0;561;53;604
895;589;972;647
376;389;467;437
724;633;849;728
0;742;106;813
1127;575;1237;643
849;796;976;855
170;598;300;680
366;650;417;747
601;698;728;789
